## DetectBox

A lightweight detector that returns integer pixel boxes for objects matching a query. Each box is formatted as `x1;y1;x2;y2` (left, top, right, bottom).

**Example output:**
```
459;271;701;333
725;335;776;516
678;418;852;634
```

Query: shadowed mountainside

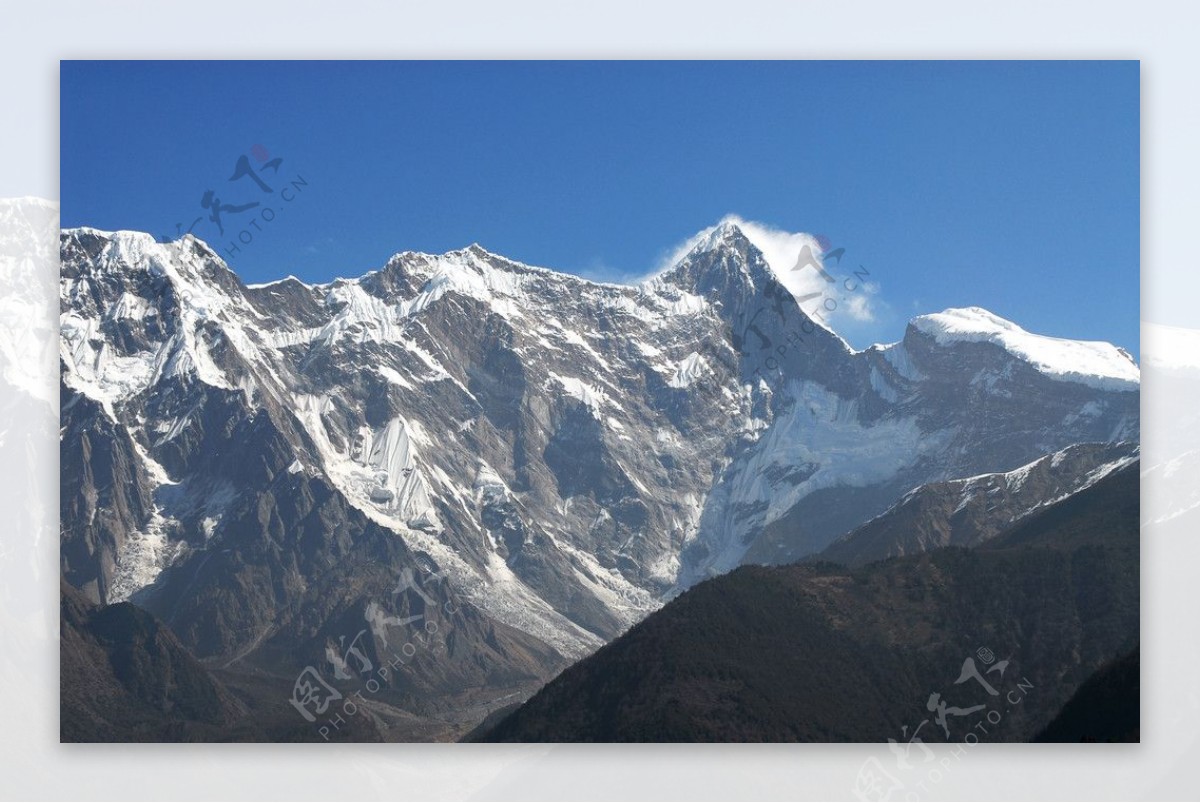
481;462;1139;742
1034;647;1139;743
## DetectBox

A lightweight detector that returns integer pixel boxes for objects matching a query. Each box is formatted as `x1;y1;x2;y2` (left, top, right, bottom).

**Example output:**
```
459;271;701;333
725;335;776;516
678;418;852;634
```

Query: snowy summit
910;306;1139;391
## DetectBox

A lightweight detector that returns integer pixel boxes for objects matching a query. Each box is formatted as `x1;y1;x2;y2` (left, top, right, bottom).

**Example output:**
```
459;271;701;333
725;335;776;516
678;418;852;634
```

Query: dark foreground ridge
480;463;1139;742
61;579;255;742
1035;647;1140;743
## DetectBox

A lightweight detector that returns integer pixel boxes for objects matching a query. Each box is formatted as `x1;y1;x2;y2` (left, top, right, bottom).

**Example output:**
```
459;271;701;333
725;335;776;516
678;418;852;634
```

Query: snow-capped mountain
59;220;1139;704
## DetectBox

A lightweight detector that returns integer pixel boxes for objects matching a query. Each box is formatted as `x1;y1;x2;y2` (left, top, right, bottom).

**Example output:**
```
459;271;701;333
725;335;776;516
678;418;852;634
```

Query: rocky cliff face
59;219;1139;735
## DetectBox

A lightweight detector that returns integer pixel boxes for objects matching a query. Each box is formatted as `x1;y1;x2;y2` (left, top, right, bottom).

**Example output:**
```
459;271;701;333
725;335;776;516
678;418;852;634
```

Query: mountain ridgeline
58;219;1139;740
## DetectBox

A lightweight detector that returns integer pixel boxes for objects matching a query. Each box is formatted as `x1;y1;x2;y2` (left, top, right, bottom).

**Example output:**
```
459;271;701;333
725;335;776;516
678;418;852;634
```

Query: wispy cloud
843;289;878;323
304;236;337;255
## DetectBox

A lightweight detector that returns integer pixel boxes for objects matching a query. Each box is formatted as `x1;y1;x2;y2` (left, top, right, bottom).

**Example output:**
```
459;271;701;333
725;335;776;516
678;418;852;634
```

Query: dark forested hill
481;462;1139;742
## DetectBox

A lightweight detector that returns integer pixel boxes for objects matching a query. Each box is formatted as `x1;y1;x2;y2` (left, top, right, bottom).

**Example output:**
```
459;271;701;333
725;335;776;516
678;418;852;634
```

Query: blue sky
60;60;1139;354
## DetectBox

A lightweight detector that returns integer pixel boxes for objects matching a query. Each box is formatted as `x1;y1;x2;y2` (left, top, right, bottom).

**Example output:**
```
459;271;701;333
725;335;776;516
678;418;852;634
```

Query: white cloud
842;292;877;323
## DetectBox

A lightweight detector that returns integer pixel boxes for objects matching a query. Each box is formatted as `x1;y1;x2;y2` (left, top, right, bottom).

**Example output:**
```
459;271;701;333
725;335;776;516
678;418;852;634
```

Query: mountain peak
683;217;751;255
908;306;1140;391
911;306;1027;336
678;216;825;275
668;216;832;301
655;216;849;344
